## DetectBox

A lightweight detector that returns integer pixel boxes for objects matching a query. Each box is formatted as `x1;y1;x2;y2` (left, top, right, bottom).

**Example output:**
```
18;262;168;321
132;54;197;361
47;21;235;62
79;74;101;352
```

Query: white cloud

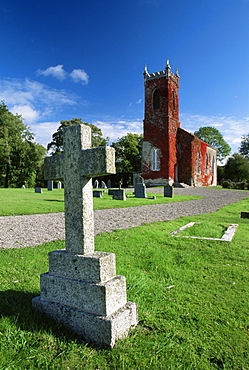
129;98;142;107
93;118;143;142
0;78;79;109
0;77;84;146
37;65;67;81
30;121;61;147
37;65;89;84
10;105;39;124
180;113;248;154
70;69;89;84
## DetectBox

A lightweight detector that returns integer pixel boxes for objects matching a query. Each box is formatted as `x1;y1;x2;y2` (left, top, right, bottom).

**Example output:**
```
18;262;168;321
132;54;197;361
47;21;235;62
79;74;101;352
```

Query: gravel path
0;188;248;249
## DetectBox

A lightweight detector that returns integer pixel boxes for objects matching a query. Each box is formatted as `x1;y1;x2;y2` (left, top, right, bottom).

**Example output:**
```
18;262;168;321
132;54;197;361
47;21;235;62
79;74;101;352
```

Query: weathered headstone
134;174;143;186
164;184;174;197
32;124;137;347
93;179;99;188
57;181;62;189
35;187;43;193
134;177;147;198
107;179;111;188
241;212;249;219
101;181;107;188
93;190;104;198
113;189;126;201
47;180;53;191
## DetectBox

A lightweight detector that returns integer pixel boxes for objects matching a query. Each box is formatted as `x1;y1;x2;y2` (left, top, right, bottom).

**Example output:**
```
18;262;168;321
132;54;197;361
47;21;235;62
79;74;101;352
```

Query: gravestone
164;184;174;197
35;187;43;193
113;189;126;201
32;124;137;347
101;181;107;188
93;190;104;198
134;177;147;198
47;180;53;191
241;212;249;219
57;181;62;189
93;179;99;188
107;179;111;188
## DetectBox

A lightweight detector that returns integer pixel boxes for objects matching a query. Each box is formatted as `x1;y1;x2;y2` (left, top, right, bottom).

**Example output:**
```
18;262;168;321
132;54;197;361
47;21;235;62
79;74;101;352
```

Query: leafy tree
0;102;46;187
239;134;249;158
47;118;109;154
194;126;231;162
111;133;143;173
14;141;46;187
224;153;249;182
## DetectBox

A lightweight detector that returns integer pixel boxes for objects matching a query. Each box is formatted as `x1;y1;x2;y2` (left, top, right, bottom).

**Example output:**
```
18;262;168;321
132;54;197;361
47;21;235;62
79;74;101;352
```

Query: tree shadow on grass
0;289;91;346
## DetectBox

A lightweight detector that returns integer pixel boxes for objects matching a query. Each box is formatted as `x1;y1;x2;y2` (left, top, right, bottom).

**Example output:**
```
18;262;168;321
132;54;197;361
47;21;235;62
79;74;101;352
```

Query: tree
0;101;46;187
14;141;46;187
224;153;249;182
239;134;249;158
194;126;231;162
111;133;143;174
47;118;109;154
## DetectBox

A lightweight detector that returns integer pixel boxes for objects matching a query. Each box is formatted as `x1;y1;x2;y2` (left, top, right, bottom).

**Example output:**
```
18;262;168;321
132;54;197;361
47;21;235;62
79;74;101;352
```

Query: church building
141;59;217;187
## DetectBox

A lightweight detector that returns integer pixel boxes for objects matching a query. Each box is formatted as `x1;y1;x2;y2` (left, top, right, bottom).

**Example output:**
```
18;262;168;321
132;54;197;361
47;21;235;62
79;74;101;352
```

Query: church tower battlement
143;58;179;84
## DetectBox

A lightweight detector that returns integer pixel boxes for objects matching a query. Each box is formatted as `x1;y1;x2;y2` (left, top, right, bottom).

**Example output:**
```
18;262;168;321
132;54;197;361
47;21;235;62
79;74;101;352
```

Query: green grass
0;197;249;369
0;188;201;216
176;222;229;238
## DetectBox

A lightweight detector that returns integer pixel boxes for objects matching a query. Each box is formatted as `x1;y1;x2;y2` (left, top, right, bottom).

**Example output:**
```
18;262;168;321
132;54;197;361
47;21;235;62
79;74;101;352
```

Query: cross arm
44;154;65;180
80;146;116;177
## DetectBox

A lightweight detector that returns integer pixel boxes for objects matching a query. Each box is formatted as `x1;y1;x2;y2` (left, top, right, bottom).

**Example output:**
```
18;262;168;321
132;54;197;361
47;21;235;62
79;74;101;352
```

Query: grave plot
170;222;238;242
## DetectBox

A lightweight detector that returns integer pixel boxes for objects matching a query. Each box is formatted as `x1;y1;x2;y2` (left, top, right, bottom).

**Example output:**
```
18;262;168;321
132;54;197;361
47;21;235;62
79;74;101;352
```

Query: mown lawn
0;196;249;369
0;187;201;215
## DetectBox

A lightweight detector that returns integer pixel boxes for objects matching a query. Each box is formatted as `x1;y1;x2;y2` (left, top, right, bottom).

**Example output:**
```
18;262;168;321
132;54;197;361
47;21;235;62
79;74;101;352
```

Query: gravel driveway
0;187;248;249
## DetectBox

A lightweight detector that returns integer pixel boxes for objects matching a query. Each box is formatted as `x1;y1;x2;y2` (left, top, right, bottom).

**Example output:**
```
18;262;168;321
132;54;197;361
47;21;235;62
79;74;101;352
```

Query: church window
197;152;201;174
152;148;160;171
212;156;215;175
205;154;209;174
153;89;160;110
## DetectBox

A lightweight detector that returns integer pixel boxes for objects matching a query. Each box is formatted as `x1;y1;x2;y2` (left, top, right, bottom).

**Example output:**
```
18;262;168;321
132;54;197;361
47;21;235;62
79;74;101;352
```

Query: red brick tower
141;59;180;185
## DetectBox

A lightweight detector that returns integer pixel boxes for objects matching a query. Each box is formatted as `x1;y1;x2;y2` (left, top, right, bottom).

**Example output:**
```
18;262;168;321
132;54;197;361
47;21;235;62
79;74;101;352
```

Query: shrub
222;180;234;189
235;181;247;190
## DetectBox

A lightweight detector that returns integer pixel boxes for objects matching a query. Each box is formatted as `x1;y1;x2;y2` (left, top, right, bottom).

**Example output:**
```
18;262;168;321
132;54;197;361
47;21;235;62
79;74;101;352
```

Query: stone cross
44;124;115;254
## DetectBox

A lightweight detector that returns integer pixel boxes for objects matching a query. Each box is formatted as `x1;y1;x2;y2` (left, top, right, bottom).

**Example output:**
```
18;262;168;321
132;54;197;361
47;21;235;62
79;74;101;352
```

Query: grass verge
0;188;201;216
0;197;249;369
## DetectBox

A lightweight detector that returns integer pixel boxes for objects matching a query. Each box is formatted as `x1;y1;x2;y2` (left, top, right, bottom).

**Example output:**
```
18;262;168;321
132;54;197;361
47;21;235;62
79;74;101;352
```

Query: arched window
197;152;201;174
205;154;209;175
153;89;160;110
152;148;160;171
212;156;215;175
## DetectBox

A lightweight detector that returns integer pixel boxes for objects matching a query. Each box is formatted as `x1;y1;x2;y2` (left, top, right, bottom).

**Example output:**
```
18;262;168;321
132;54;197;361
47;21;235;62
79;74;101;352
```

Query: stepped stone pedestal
33;250;137;347
32;124;137;347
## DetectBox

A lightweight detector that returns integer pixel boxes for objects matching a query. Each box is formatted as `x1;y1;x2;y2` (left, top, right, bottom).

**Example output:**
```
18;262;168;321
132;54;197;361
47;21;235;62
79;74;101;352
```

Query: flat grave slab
170;222;238;242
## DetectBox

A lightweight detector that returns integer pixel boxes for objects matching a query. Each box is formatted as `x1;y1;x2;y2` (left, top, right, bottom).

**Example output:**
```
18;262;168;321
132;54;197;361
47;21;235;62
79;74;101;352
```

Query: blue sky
1;0;249;156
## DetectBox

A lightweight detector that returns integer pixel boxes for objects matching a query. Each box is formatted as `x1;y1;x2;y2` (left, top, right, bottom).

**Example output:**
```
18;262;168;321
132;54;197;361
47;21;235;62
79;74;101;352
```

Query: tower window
152;148;160;171
153;89;160;110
